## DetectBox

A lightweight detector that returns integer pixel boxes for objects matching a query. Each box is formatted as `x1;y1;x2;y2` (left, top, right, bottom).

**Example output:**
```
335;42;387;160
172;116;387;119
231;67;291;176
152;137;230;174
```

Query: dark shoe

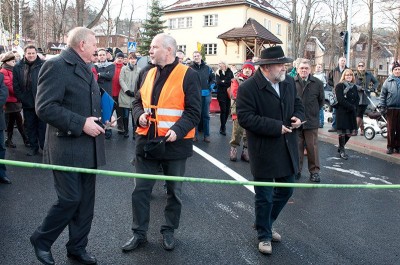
309;173;321;183
26;148;39;156
121;235;147;252
386;148;394;154
162;233;176;251
5;139;16;148
67;251;97;264
339;150;348;160
30;237;55;265
24;139;31;147
394;148;400;153
219;129;226;136
328;128;337;132
295;172;301;180
0;176;11;184
204;137;210;143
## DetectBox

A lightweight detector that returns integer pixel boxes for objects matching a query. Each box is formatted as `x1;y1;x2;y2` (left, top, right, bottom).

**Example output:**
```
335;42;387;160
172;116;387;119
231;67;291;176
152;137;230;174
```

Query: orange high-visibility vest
136;63;195;139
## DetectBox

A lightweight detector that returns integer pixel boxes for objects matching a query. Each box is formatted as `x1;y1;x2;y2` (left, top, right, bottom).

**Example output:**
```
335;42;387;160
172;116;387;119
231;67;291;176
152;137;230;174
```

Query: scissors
96;116;123;131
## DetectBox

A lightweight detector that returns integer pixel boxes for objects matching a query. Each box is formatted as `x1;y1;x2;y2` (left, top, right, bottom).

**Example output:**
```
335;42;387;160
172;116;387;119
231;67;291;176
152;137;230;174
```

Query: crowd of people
0;26;400;264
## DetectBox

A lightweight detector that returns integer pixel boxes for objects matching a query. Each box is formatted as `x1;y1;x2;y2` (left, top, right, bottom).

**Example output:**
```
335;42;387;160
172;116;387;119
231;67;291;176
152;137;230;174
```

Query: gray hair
67;27;95;49
298;58;311;66
155;33;177;55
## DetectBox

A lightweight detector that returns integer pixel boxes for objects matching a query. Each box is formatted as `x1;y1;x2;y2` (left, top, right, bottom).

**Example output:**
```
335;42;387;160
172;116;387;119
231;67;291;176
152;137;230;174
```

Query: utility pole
346;0;352;66
19;0;23;47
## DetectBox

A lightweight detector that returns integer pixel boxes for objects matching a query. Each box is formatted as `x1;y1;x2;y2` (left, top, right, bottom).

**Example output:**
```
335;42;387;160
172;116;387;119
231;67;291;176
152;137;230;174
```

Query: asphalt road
1;114;399;265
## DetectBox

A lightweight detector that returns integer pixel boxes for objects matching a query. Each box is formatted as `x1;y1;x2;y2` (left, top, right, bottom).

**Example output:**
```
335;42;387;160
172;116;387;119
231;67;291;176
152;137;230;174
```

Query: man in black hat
236;46;305;255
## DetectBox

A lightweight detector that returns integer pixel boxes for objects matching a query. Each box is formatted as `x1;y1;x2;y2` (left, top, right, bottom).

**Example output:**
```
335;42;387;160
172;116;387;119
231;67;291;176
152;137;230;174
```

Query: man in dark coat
0;73;10;184
294;59;324;182
30;27;107;265
121;33;201;252
236;46;305;255
13;45;46;156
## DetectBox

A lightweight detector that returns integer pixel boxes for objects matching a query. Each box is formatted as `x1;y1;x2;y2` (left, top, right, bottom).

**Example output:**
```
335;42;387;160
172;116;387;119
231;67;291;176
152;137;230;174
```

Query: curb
318;130;400;165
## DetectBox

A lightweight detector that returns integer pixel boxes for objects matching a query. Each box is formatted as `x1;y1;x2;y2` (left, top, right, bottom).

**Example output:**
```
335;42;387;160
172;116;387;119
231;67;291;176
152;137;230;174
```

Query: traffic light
340;31;348;55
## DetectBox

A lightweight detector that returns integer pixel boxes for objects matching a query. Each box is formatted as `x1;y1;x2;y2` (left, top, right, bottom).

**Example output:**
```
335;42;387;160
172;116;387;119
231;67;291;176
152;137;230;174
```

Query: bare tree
380;0;400;60
114;0;124;34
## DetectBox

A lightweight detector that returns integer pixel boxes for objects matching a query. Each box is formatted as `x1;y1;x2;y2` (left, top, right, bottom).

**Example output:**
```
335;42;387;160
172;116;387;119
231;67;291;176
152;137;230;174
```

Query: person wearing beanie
112;52;126;134
379;61;400;154
216;60;234;136
0;52;29;150
229;59;255;162
106;47;114;62
0;53;10;184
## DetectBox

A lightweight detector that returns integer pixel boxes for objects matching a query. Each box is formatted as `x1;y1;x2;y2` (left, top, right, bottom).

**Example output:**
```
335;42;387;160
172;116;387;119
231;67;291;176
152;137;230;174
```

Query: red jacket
112;62;124;97
0;68;17;103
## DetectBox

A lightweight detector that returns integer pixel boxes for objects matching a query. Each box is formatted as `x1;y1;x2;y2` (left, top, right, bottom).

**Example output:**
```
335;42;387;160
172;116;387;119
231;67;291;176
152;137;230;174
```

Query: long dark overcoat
35;48;105;168
237;69;305;180
335;82;359;131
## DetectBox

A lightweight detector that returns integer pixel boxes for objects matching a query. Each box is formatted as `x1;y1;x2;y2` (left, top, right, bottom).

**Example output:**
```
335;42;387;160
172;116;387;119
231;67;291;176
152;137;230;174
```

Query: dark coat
294;74;324;129
237;69;305;179
95;62;115;95
35;47;106;168
13;56;44;109
0;74;9;130
335;82;359;130
354;71;379;105
190;60;215;91
216;68;234;101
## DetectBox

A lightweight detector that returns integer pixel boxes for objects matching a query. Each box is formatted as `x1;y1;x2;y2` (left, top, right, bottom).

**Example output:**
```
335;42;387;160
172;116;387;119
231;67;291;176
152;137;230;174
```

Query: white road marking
214;202;239;219
193;146;255;193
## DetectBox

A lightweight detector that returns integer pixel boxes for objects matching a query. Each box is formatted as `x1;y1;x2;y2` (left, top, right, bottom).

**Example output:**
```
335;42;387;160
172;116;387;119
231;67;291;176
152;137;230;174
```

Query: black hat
116;52;124;58
392;61;400;72
255;46;293;65
1;51;15;63
106;47;113;54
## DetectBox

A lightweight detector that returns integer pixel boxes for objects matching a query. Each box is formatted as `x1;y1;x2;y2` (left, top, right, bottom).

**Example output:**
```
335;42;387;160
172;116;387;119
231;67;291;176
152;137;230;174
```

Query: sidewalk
318;118;400;165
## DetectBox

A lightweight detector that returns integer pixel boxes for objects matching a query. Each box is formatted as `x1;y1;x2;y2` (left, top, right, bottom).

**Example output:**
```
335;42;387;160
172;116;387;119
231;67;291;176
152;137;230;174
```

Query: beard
272;72;286;82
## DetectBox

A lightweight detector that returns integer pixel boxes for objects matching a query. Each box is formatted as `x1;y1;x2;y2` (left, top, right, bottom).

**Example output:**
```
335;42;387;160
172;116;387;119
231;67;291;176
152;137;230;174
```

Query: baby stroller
363;97;387;140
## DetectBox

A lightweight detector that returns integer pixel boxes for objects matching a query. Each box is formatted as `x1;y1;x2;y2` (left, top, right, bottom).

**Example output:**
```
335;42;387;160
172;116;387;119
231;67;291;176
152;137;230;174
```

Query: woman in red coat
0;52;29;148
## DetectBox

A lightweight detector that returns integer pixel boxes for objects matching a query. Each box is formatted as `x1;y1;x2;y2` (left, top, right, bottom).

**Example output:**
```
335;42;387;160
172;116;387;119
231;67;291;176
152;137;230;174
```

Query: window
169;17;192;29
264;19;271;30
276;24;282;35
379;64;383;70
204;14;218;27
177;45;186;53
203;43;217;55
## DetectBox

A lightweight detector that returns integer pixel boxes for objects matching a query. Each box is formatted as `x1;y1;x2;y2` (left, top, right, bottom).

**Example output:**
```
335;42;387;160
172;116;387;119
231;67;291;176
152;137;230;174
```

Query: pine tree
137;0;167;55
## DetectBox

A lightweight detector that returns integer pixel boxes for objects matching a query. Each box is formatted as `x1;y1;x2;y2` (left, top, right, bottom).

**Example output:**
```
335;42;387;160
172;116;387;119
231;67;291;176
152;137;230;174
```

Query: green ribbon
1;159;398;189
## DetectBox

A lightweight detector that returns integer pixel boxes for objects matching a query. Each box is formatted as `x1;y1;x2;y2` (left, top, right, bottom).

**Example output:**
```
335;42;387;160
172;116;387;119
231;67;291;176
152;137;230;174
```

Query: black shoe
26;148;39;156
387;148;394;154
121;235;147;252
0;176;11;184
219;129;226;136
309;173;321;183
339;151;348;160
295;173;301;180
328;128;337;132
67;251;97;264
162;233;176;251
5;139;16;148
30;236;55;265
395;147;400;154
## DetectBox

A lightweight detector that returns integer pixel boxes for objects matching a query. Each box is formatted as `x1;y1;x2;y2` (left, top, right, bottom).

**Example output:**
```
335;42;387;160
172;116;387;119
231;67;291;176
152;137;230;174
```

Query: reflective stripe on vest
136;64;195;139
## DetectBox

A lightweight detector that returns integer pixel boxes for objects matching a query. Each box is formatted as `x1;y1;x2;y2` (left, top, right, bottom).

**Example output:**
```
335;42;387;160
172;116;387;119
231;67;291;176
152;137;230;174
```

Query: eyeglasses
358;65;364;67
344;74;353;76
93;54;98;56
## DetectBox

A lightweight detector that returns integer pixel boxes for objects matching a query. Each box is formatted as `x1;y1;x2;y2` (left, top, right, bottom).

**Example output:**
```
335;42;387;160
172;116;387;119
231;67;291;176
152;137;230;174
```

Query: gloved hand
125;90;135;97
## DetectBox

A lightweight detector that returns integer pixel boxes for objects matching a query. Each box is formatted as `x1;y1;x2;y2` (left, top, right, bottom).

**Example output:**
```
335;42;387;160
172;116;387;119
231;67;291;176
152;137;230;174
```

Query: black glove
125;90;135;97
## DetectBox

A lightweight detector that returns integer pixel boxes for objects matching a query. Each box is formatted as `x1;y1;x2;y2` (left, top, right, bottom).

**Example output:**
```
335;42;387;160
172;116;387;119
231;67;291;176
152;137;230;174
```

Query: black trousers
31;171;96;254
132;156;186;237
217;94;231;131
23;108;46;150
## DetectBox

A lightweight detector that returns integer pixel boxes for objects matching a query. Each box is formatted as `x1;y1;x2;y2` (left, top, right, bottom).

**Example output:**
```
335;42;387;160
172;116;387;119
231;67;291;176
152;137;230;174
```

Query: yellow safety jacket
136;63;195;139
